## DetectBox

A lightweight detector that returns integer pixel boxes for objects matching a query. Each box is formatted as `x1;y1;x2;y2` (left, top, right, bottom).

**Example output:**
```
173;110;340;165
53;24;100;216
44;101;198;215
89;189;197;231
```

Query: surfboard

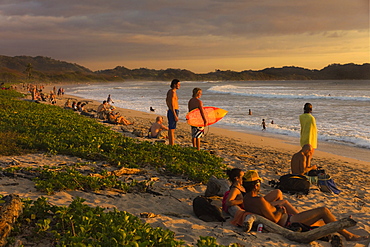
186;107;228;127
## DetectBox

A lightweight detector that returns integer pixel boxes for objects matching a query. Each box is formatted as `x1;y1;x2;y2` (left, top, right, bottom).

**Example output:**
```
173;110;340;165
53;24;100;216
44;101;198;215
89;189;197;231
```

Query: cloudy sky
1;0;369;73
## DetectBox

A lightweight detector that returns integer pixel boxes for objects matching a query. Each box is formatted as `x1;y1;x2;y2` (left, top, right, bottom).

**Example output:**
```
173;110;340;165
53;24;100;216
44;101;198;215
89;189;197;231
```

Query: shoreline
60;81;370;165
56;81;370;167
215;124;370;165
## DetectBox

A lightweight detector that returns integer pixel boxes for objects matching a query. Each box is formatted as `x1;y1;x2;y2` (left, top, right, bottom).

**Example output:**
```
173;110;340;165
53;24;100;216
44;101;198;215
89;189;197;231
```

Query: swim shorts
167;109;179;130
191;126;204;138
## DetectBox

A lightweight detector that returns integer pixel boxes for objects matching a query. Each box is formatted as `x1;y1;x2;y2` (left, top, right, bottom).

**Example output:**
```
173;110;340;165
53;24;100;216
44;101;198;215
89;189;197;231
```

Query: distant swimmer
271;120;274;124
262;119;266;131
107;94;114;104
150;106;155;112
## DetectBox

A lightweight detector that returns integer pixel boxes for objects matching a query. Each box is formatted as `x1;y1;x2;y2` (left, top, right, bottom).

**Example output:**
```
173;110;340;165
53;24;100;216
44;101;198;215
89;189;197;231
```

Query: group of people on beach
223;169;366;242
96;98;133;125
223;102;367;242
160;79;367;242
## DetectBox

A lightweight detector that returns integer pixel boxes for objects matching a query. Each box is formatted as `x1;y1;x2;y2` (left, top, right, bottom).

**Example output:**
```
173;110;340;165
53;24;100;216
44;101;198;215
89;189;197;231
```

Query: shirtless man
166;79;180;145
150;116;168;138
291;144;317;175
243;170;367;241
188;88;208;150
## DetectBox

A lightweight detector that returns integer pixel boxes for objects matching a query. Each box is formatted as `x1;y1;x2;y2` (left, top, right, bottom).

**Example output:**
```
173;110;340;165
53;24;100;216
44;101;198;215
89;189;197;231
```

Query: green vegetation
0;89;235;246
0;165;153;195
0;89;227;183
10;197;185;246
7;196;238;247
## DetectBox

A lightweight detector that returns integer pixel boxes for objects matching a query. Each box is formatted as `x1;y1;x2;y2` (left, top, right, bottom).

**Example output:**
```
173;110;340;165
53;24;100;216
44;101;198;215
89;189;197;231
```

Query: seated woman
223;168;246;217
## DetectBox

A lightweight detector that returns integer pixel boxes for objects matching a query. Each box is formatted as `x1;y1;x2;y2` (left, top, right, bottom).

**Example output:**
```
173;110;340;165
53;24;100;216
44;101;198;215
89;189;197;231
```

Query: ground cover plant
6;196;238;247
0;165;153;195
0;89;237;246
0;89;227;183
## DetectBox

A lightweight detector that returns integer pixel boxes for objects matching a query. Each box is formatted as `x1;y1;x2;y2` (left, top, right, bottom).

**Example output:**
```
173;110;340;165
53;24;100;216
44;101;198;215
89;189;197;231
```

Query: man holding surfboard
166;79;181;145
188;88;208;151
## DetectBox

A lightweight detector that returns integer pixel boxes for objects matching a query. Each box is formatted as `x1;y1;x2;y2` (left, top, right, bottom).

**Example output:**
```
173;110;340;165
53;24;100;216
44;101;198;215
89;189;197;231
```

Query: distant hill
0;55;369;83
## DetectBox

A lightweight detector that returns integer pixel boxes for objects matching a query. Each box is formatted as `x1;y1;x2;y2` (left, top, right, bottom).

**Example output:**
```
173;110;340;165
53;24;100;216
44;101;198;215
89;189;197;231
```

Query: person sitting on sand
291;144;317;175
64;99;71;109
149;116;168;138
243;170;368;241
97;100;110;119
108;112;133;125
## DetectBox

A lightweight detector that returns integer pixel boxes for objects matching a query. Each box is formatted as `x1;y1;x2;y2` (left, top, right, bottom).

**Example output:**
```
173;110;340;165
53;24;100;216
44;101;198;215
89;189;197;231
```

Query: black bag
276;174;310;195
287;222;331;242
193;196;225;222
307;169;325;176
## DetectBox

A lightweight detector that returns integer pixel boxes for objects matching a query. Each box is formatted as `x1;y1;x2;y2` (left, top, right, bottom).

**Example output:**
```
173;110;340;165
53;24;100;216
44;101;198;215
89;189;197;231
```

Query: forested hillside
0;55;369;83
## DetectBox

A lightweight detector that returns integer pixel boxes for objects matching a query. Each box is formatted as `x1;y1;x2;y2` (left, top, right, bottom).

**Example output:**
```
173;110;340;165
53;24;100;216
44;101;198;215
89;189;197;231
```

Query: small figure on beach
262;119;266;131
108;112;133;125
97;100;110;120
149;116;168;138
64;99;71;109
107;94;114;104
188;88;207;151
271;120;274;124
299;103;317;165
243;170;368;241
291;144;317;175
166;79;180;146
248;109;252;115
150;106;155;112
71;101;77;111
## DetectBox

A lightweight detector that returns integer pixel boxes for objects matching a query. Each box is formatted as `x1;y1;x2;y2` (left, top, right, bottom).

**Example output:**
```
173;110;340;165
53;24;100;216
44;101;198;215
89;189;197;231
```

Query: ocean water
64;80;370;154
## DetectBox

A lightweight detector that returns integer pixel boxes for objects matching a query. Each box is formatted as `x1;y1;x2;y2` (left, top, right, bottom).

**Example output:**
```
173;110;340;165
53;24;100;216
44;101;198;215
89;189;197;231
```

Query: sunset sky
1;0;369;73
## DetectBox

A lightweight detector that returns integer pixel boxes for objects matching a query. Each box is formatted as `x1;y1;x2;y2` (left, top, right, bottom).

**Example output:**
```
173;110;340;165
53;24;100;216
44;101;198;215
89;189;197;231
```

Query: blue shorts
167;109;179;129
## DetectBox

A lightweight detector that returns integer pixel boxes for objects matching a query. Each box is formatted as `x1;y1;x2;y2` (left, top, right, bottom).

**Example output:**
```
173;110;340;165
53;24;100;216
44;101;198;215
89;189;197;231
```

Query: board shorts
191;126;204;138
167;109;179;130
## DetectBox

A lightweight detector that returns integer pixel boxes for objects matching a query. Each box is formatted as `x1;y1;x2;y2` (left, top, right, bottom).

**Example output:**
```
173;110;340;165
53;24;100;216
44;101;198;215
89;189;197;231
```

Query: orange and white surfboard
186;106;228;127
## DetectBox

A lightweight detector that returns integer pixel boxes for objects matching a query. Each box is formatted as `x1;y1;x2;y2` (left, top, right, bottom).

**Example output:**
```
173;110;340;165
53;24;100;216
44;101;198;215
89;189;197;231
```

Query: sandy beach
1;84;369;246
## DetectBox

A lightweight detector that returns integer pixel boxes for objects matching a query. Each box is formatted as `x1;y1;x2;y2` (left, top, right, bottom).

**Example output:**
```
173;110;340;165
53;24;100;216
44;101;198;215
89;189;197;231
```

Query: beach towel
318;175;341;194
299;113;317;149
230;210;253;227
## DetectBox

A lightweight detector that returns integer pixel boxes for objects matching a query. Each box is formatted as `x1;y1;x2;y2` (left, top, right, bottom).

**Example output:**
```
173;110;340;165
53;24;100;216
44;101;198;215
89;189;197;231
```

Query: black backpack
192;196;225;222
275;174;310;195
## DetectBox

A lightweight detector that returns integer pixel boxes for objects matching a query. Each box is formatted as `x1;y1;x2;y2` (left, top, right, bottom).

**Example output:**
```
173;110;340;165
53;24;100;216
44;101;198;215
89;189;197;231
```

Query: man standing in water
166;79;180;145
188;88;208;150
299;103;317;165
